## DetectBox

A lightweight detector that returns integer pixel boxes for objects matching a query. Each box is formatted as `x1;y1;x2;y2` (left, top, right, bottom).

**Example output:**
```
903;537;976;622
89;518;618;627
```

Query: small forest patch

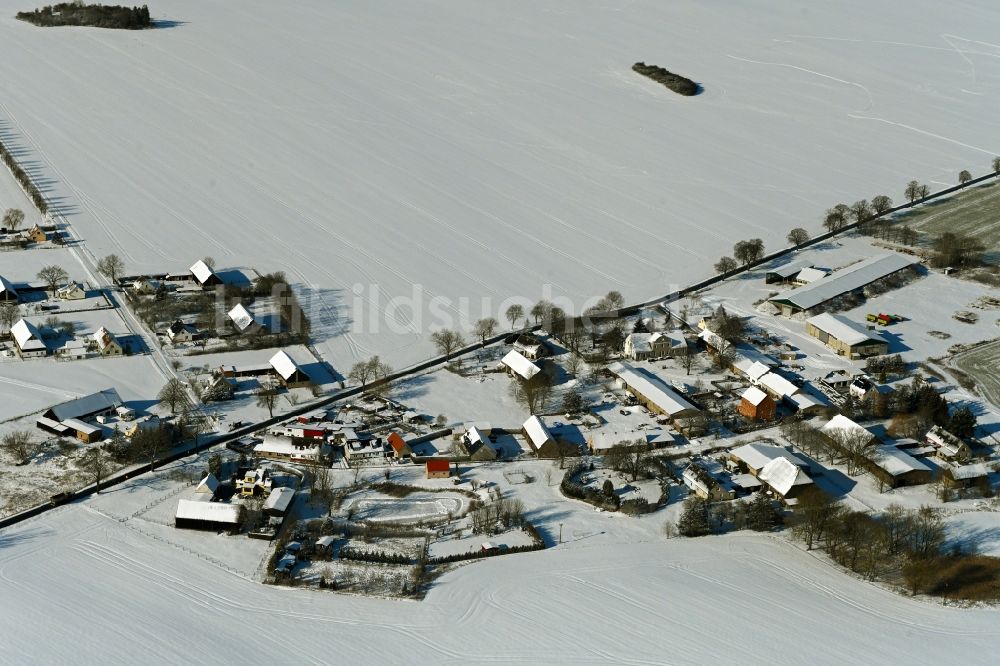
17;3;152;29
632;62;699;96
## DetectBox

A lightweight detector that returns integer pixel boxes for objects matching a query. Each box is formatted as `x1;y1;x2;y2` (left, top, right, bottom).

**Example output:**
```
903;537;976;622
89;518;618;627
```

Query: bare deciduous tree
96;254;125;285
255;386;279;418
2;208;25;231
505;304;524;329
0;302;19;333
871;194;893;215
604;441;651;482
79;447;112;493
37;265;69;296
2;430;37;465
473;317;499;344
958;169;972;185
430;329;465;358
786;227;809;245
158;378;188;414
714;256;738;273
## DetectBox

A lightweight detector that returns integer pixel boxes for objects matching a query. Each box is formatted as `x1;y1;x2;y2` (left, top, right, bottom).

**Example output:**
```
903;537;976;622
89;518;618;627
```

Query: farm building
606;362;700;420
61;418;104;443
189;260;222;288
588;428;647;454
56;282;86;300
174;499;242;531
926;426;972;463
623;331;687;361
729;442;811;476
269;350;311;388
92;327;123;356
254;436;328;464
737;386;776;421
263;487;296;517
500;349;540;381
942;463;989;490
460;426;498;461
386;432;412;458
512;333;548;360
682;462;735;501
868;446;932;488
805;313;888;359
228;303;262;335
522;416;559;458
11;319;47;358
764;260;813;284
0;275;19;302
42;388;123;423
768;253;918;316
425;459;451;479
756;457;813;503
794;267;828;285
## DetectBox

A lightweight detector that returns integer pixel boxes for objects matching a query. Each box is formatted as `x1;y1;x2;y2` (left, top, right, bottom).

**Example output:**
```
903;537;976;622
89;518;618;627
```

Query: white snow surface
1;0;998;371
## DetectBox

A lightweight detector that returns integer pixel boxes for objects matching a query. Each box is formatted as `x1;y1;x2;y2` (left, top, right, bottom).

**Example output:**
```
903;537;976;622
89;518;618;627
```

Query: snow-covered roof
606;362;699;417
590;428;646;451
263;487;295;513
948;463;988;480
269;350;305;381
11;319;45;351
0;275;18;298
255;435;323;457
745;361;771;382
758;457;812;496
771;254;917;311
789;391;821;411
228;303;259;332
195;474;220;494
767;260;812;279
741;386;769;407
175;499;242;524
61;418;102;436
316;535;335;548
806;312;883;347
730;442;810;471
522;415;554;448
92;326;118;350
648;430;676;445
56;281;84;295
697;330;778;376
626;333;652;353
466;426;491;447
874;446;931;476
758;372;799;399
501;349;540;380
47;388;123;422
189;260;218;285
820;414;874;443
795;267;828;284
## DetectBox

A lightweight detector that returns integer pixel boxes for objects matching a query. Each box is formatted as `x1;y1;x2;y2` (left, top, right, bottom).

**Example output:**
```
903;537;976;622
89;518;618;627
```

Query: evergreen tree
678;496;711;537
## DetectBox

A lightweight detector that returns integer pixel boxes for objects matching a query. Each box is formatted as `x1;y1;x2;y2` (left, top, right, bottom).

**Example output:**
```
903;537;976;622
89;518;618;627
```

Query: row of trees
347;355;393;398
0;137;48;215
675;493;781;536
714;238;765;273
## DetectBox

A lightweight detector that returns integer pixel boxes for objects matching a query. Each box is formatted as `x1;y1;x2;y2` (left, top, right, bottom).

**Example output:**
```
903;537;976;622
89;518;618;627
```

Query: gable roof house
729;442;811;476
522;415;560;458
56;282;86;301
166;320;198;343
11;319;48;358
869;445;932;488
925;425;972;463
228;303;263;335
0;275;19;303
756;371;800;402
43;388;123;423
683;462;735;501
769;254;918;316
513;333;548;360
386;432;412;458
26;224;47;243
757;457;814;503
426;458;451;479
461;426;498;461
624;331;688;361
195;473;220;497
189;260;222;288
806;313;888;359
942;463;989;489
92;327;123;356
697;329;779;377
737;386;776;422
501;349;541;381
606;362;700;421
269;350;311;388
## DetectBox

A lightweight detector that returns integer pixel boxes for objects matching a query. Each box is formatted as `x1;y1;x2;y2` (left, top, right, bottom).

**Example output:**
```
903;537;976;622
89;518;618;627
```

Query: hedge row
0;137;48;215
632;62;698;96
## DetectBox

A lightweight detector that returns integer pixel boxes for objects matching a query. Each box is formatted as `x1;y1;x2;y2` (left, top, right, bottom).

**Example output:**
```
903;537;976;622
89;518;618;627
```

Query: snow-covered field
1;0;998;372
3;499;1000;664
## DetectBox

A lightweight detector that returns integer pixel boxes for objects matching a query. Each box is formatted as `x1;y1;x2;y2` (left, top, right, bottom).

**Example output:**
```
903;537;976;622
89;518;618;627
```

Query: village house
682;461;735;501
942;463;989;490
697;328;780;378
805;312;888;359
425;458;452;479
11;319;47;358
500;349;540;381
459;426;498;461
588;428;647;454
868;445;932;489
623;331;688;361
26;223;47;243
236;467;273;497
123;415;160;438
769;253;918;316
194;473;220;497
343;439;390;464
263;487;296;517
92;326;123;356
269;350;311;388
189;260;223;288
737;386;776;421
57;338;88;360
925;425;972;463
755;371;800;403
0;275;19;303
166;320;198;343
522;415;560;458
131;278;162;295
606;361;700;422
386;432;412;459
729;442;812;477
56;282;86;301
756;457;814;504
512;333;548;360
254;435;329;465
820;370;857;393
228;303;263;335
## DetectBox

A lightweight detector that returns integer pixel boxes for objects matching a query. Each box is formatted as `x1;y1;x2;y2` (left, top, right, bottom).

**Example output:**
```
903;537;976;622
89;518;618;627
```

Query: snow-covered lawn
346;490;468;524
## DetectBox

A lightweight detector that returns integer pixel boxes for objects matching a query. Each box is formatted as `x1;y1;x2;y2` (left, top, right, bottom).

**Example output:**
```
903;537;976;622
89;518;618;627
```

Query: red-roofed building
387;432;412;459
425;459;451;479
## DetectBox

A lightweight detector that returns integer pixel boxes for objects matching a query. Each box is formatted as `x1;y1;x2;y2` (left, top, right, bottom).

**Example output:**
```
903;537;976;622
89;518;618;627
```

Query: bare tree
604;441;651;482
993;156;1000;175
96;254;125;285
849;199;872;224
529;300;553;324
157;378;188;414
312;466;336;515
2;208;25;231
505;304;524;329
473;317;499;344
0;302;19;333
681;343;696;376
565;352;584;377
789;487;843;550
509;366;555;413
255;386;279;418
2;430;37;465
786;227;809;245
958;169;972;185
79;448;112;493
202;256;216;269
823;205;848;232
733;239;764;266
430;329;465;358
37;265;69;296
348;360;375;386
904;180;927;203
827;427;880;476
871;194;893;215
714;256;738;273
367;356;394;399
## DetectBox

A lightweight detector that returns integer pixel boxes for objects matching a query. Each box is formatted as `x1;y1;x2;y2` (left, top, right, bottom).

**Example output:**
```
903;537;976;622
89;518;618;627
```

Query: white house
501;349;540;381
92;327;123;357
269;350;311;388
189;260;222;288
228;303;262;335
623;331;687;361
11;319;47;358
56;282;86;300
166;320;197;343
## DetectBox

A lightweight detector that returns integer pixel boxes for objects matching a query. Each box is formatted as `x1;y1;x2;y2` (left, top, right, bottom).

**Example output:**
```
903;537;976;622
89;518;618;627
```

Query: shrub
632;62;699;96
